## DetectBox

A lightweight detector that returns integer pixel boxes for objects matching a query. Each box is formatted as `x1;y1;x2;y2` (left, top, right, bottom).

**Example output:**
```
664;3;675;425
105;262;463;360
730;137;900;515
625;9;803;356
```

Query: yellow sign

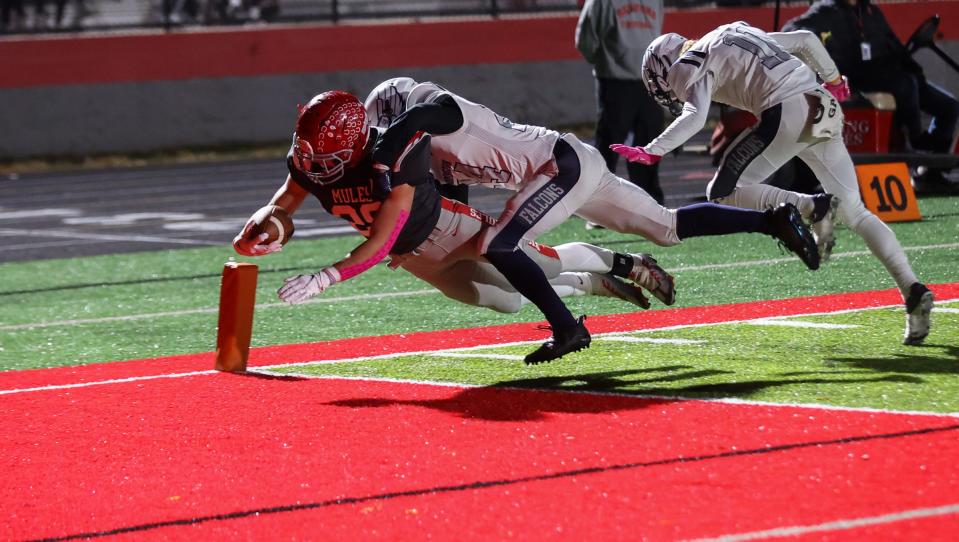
854;163;922;222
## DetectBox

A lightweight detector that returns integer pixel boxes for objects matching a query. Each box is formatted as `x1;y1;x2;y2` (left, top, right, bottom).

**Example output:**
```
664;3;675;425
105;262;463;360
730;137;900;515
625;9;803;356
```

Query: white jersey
426;92;561;190
674;22;822;113
646;22;839;156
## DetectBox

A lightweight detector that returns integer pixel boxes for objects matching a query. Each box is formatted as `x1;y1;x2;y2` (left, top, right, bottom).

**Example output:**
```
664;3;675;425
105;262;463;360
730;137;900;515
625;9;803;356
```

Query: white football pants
710;91;919;295
475;132;681;257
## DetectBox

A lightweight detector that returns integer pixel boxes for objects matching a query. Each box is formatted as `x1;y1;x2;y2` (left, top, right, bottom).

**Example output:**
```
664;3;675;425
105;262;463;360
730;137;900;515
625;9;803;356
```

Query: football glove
233;221;283;257
824;76;851;102
278;267;341;304
609;144;662;165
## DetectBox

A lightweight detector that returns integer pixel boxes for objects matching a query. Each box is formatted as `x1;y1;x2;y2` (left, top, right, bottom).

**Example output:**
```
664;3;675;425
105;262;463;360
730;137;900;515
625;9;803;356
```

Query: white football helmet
364;77;448;128
642;33;688;116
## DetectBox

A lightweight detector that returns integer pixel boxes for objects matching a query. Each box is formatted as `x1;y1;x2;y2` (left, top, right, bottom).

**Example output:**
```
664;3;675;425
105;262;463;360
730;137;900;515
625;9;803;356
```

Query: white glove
278;267;341;304
233;221;283;257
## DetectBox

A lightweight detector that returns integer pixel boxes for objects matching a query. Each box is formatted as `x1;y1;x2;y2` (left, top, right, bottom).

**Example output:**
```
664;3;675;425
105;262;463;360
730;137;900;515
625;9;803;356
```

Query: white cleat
591;273;651;310
904;283;934;346
810;193;839;263
627;253;676;305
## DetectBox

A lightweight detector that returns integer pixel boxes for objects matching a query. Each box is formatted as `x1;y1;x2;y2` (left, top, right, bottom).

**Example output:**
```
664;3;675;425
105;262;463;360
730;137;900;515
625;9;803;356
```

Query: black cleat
768;203;820;270
524;315;591;365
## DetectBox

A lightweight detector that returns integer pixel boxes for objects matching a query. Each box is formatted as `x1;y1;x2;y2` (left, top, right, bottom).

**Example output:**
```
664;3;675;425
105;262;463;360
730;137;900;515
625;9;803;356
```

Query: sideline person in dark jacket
784;0;959;153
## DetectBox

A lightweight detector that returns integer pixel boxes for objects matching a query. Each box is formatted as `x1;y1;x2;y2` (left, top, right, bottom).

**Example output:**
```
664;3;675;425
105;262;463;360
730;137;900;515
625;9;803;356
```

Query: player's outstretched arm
233;176;307;257
277;184;415;304
642;76;712;158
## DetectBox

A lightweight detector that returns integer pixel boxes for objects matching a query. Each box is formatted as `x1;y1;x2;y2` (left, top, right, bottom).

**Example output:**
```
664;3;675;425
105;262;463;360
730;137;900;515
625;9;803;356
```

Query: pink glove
823;76;851;102
609;144;661;166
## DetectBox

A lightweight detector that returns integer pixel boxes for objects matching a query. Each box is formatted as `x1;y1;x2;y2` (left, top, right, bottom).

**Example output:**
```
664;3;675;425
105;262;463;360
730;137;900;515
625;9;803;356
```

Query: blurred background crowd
0;0;763;34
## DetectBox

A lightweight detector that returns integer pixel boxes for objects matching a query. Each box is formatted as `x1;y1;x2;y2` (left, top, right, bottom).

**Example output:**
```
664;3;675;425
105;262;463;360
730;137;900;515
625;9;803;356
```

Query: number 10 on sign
854;162;922;222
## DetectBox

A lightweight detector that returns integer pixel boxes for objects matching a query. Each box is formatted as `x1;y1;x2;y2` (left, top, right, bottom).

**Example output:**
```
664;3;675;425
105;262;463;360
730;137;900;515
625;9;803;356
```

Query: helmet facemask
644;56;684;117
292;137;354;185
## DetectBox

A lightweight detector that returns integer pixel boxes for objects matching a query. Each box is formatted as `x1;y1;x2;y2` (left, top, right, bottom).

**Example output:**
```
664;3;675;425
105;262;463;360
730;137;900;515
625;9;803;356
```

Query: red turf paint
1;283;957;392
1;376;956;540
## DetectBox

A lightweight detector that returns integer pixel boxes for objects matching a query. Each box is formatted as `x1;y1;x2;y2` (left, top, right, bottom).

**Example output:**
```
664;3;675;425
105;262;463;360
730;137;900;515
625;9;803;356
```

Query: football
249;205;295;245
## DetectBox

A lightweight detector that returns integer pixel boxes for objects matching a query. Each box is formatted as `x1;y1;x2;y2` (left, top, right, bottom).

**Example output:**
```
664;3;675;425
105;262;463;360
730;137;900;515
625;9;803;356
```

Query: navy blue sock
676;202;770;239
484;250;577;332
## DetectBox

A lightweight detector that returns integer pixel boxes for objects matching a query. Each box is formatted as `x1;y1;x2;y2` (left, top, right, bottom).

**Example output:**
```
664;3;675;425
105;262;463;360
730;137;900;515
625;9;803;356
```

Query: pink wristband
337;209;410;281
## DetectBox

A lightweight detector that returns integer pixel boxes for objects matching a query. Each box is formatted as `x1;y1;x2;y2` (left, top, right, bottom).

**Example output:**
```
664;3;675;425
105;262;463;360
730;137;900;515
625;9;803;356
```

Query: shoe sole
630;255;677;305
812;196;840;263
601;275;651;310
903;291;934;346
524;340;591;365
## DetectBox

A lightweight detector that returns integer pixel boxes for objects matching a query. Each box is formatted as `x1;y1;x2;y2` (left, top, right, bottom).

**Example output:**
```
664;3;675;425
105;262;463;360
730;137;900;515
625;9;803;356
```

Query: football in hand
248;205;295;245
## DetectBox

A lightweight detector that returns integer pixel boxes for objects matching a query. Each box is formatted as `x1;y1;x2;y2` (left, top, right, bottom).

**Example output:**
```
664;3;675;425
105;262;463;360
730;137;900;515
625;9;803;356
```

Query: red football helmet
292;90;370;184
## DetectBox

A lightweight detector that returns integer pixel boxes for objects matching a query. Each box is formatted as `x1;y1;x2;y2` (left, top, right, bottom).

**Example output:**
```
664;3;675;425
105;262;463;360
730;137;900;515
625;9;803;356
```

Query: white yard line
748;319;860;329
673;242;959;272
427;353;526;360
0;228;221;246
598;336;707;344
686;503;959;542
0;289;438;331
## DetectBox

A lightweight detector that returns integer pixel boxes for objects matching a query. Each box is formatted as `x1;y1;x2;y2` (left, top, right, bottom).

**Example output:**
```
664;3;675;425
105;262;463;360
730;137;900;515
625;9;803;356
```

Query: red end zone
1;373;957;540
1;285;958;540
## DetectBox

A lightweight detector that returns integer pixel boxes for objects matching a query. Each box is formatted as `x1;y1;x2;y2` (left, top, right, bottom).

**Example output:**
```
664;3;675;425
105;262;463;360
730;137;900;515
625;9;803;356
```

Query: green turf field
1;194;957;386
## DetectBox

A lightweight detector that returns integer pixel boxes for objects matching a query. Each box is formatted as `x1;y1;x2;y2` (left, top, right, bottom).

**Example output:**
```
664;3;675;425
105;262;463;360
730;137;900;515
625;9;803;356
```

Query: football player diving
367;77;821;364
610;22;933;345
232;90;677;343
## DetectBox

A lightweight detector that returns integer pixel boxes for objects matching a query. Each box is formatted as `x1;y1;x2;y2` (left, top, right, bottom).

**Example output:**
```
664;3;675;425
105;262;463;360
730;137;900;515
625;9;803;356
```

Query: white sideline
0;370;215;396
3;242;957;331
686;503;959;542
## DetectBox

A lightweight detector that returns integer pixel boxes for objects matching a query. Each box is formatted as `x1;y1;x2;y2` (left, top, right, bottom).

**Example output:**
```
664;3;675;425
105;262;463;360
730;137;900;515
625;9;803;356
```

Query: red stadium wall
3;3;959;89
2;1;958;158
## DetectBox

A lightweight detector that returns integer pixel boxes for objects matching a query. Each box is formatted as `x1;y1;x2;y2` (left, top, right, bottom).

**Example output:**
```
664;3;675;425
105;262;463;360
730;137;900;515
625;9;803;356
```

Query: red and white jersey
425;92;561;190
646;22;839;156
